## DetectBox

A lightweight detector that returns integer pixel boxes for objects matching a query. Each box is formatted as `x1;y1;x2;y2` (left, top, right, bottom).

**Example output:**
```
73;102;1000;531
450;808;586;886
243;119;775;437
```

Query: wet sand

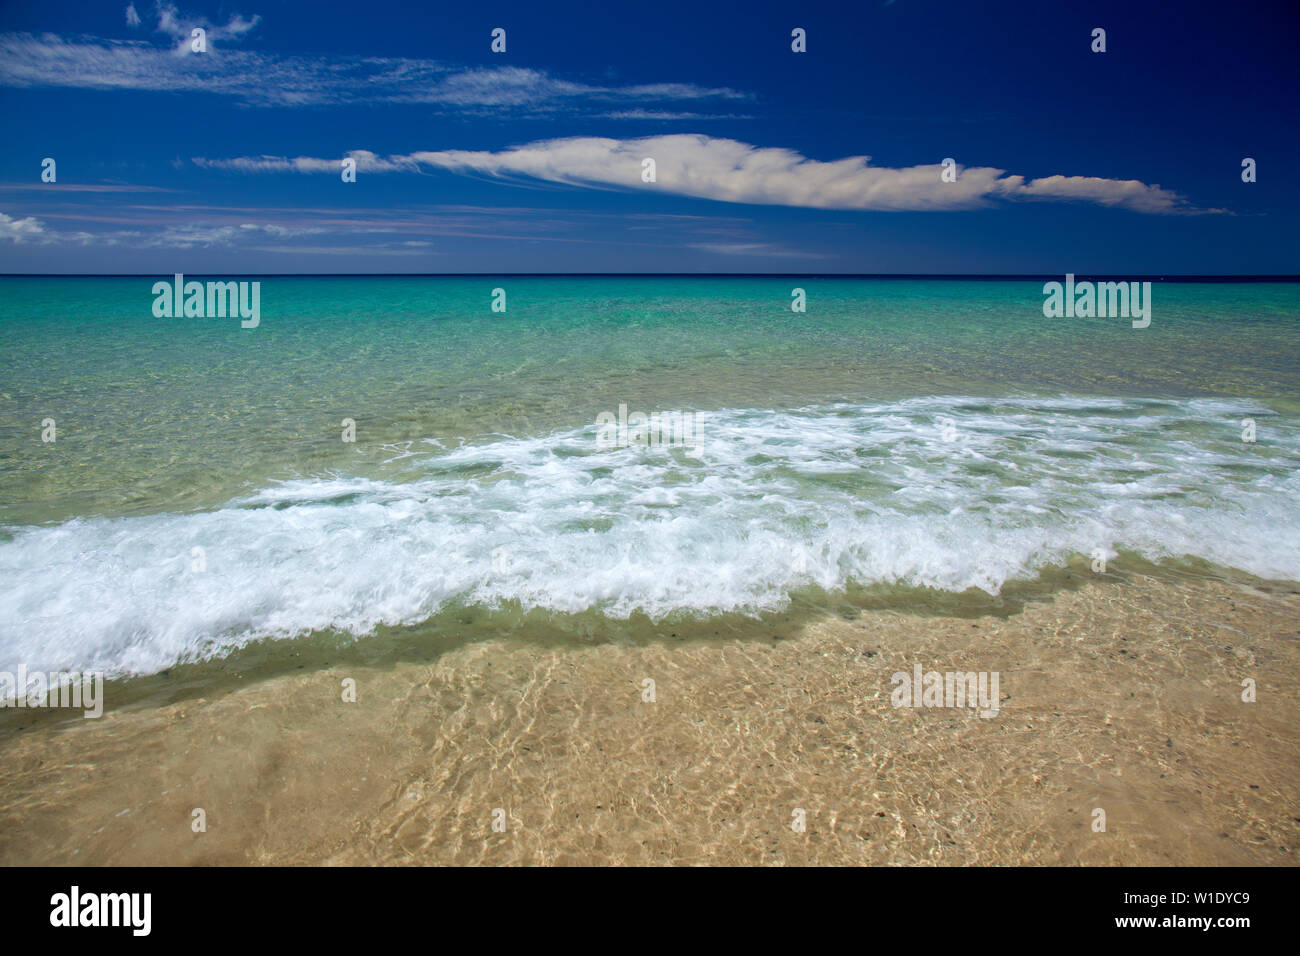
0;574;1296;866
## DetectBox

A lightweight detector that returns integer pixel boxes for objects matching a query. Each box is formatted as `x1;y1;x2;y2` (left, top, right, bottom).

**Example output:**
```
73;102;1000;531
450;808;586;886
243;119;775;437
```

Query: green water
1;276;1298;686
2;277;1297;526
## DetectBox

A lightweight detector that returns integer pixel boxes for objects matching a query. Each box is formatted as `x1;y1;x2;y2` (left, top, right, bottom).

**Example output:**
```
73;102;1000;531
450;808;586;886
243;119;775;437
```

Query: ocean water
1;277;1298;678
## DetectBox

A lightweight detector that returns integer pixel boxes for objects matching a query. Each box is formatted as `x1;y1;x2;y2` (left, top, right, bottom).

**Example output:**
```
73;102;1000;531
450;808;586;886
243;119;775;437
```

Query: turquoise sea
1;277;1298;680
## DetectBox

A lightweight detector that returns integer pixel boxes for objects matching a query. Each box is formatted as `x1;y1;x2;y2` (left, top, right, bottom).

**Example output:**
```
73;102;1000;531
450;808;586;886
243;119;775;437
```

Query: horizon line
2;273;1299;281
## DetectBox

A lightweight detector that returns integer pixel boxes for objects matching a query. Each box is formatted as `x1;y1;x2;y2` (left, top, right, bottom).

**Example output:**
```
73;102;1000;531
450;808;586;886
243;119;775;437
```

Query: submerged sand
0;574;1296;866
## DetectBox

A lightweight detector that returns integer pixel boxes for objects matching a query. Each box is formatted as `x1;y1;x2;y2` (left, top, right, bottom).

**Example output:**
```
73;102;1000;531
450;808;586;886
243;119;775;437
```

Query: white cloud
125;4;141;28
0;182;177;193
395;66;589;107
598;110;752;121
0;211;102;245
155;222;324;247
153;2;261;54
0;32;744;110
192;149;414;174
195;135;1213;215
0;211;47;242
245;243;437;256
1000;173;1212;214
687;241;828;258
0;210;328;248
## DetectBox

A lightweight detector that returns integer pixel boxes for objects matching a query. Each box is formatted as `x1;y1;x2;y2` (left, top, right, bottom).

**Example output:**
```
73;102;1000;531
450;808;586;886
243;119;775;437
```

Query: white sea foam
2;396;1297;676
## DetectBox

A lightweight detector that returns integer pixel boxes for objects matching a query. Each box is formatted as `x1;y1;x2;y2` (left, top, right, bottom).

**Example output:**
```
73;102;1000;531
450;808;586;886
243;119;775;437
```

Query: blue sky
0;0;1296;273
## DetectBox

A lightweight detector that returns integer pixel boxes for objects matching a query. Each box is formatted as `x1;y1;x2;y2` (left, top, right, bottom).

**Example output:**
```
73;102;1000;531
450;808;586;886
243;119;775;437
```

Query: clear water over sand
1;277;1297;865
2;277;1297;680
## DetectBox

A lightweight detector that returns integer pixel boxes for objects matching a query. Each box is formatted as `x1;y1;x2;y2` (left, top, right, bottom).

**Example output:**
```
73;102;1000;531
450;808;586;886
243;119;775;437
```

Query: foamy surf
2;396;1297;676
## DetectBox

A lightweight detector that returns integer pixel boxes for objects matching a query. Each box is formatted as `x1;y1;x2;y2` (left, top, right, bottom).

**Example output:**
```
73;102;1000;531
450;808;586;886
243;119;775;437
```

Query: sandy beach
1;572;1295;866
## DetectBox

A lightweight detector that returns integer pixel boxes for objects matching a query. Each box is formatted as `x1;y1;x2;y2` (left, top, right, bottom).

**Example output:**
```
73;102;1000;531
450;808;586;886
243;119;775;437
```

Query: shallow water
1;277;1297;681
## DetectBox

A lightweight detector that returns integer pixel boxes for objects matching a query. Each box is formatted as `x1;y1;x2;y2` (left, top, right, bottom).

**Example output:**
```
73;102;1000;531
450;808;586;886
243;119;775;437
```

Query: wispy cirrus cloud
0;182;179;193
0;34;445;106
243;242;438;257
193;136;1222;215
0;209;323;247
155;222;324;248
192;150;413;174
151;2;261;53
0;26;747;111
598;109;753;121
686;241;829;259
0;202;760;255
